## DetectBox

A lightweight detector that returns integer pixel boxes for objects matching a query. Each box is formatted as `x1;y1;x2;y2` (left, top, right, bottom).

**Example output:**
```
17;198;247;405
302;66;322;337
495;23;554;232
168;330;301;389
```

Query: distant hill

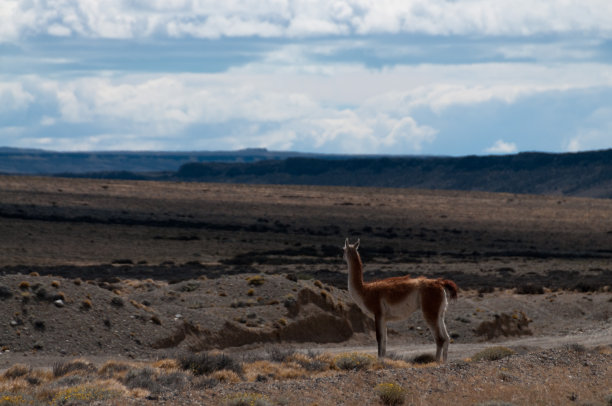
0;148;322;174
173;149;612;198
2;147;612;198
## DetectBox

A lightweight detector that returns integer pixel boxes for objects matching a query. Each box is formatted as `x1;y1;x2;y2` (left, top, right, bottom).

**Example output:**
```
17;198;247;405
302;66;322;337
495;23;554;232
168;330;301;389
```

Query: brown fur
343;239;458;362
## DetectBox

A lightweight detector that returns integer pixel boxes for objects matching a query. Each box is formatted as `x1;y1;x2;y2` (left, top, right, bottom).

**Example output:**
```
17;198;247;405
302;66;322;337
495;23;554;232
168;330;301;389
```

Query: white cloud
1;72;440;153
0;82;34;111
2;0;612;42
3;60;612;154
47;23;71;37
566;107;612;152
486;140;518;154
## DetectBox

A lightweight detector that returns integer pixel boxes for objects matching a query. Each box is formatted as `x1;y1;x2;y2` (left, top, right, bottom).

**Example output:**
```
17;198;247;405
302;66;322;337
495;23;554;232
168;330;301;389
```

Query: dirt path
296;323;612;362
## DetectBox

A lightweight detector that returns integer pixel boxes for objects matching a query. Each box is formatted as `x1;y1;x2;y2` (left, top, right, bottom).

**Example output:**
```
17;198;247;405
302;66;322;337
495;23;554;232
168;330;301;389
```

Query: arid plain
0;175;610;405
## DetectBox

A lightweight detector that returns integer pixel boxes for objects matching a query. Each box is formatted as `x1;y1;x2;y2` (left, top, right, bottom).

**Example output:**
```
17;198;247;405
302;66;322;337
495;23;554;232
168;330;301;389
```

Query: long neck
346;251;364;293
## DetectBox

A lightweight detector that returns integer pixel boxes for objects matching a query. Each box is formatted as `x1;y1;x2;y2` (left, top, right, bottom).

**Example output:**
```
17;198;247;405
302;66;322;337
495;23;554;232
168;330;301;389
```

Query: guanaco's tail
439;279;458;300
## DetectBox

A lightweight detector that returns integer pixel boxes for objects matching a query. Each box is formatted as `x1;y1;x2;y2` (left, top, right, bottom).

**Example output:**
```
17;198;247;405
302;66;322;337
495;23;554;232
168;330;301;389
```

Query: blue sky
1;1;611;156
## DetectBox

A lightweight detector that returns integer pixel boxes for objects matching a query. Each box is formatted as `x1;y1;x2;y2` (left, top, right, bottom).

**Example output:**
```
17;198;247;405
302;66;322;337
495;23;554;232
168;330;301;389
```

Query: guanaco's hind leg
375;314;387;358
421;287;450;362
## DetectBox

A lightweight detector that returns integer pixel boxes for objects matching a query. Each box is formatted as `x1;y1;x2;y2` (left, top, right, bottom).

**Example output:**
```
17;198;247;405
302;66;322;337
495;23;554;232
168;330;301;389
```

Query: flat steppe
0;175;610;405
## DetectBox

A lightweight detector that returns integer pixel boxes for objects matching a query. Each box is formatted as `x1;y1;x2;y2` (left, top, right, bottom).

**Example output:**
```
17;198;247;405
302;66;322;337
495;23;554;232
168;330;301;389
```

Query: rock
54;299;65;307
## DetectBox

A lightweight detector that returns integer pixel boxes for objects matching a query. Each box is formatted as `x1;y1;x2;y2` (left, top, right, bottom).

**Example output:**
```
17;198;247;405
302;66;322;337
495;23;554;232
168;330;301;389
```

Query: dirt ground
0;175;611;387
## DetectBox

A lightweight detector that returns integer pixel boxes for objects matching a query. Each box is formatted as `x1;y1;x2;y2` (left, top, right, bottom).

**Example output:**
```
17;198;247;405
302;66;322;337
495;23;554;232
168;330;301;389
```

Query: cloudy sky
1;1;611;155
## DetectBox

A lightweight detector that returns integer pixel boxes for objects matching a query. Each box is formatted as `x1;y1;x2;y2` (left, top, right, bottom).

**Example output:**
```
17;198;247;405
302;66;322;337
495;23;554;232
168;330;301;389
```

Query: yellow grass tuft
48;381;125;406
375;382;406;406
80;299;92;310
152;359;180;371
246;275;265;286
471;347;516;362
224;392;271;406
128;387;150;398
97;360;134;379
0;378;29;393
0;394;26;405
17;282;29;290
333;352;375;371
2;364;30;380
51;280;60;288
211;370;241;383
378;358;413;370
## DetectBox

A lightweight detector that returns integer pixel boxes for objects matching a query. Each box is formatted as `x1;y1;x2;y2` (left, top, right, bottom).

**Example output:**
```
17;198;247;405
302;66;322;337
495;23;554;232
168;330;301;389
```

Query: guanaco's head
343;238;360;262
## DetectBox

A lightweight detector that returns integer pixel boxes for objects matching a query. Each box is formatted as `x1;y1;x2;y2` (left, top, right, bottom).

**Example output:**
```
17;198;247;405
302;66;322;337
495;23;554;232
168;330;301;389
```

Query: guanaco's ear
355;239;360;249
344;238;349;249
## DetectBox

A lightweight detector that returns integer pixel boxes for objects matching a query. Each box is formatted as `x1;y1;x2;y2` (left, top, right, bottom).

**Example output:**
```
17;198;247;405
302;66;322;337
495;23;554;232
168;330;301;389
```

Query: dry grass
246;275;265;286
0;346;608;405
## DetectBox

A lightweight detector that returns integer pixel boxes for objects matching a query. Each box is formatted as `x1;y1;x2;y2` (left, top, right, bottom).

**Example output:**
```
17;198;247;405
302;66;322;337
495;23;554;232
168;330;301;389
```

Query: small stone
54;299;64;307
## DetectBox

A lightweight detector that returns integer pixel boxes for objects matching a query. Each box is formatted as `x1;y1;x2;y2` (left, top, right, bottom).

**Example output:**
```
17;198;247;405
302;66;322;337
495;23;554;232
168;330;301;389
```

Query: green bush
224;392;272;406
471;346;515;362
179;352;242;376
333;352;374;371
50;385;121;406
376;383;406;406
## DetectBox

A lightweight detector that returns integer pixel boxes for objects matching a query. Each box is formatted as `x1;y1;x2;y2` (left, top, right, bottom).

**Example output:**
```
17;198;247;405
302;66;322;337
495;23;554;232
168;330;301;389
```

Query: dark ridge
3;147;612;198
173;149;612;198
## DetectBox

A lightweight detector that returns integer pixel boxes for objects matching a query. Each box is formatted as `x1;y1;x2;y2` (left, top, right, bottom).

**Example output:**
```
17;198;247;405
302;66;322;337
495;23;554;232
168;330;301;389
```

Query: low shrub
18;281;29;290
333;353;374;371
471;347;515;362
35;288;53;302
0;285;12;300
476;401;518;406
224;392;272;406
179;352;242;376
376;382;406;406
122;367;162;393
0;393;27;405
49;384;122;406
411;353;436;364
80;300;92;310
246;275;265;286
286;352;329;372
53;359;96;378
156;370;189;390
97;361;131;379
110;297;124;307
266;347;295;363
2;364;31;380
